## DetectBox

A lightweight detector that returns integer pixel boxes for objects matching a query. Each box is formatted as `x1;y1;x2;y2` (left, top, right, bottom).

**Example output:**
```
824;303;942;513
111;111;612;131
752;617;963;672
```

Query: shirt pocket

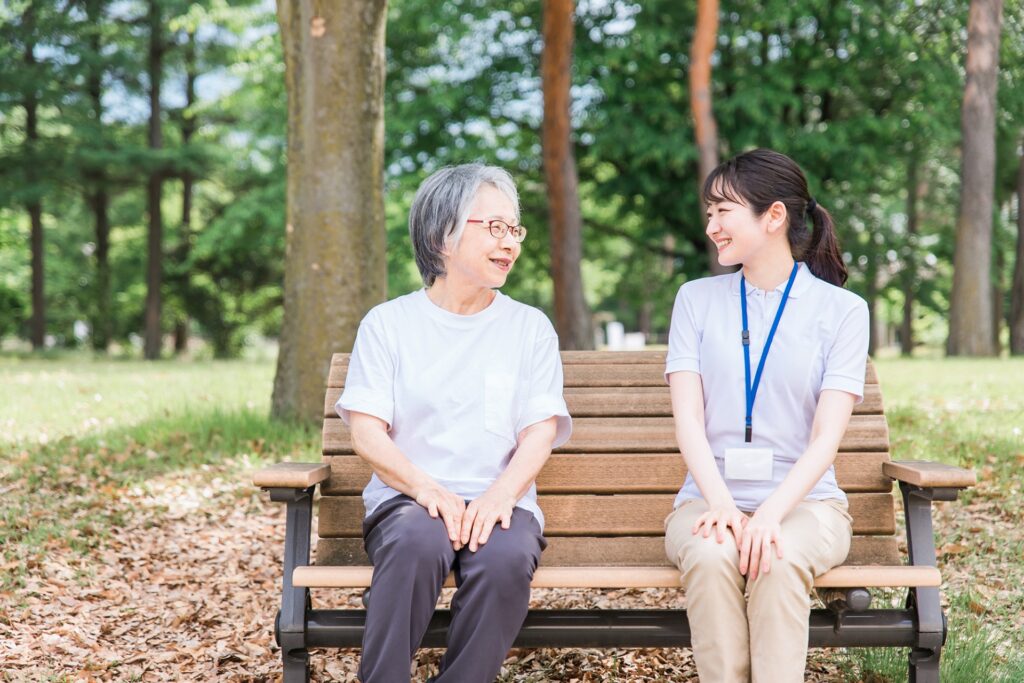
484;370;517;442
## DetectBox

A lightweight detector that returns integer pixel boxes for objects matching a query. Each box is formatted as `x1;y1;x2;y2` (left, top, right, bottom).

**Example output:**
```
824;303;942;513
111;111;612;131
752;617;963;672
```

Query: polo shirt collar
731;261;814;299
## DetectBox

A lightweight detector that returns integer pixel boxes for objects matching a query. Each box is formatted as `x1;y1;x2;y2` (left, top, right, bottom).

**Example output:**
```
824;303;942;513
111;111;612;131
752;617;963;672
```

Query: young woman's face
445;183;522;289
705;196;772;268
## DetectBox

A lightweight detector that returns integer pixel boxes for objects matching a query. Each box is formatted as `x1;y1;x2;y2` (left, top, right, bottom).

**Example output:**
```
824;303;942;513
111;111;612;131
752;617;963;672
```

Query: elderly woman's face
445;184;521;289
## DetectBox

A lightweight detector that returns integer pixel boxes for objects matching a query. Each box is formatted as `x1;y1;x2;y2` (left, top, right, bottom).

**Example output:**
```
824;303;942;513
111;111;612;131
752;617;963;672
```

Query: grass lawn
1;353;1022;681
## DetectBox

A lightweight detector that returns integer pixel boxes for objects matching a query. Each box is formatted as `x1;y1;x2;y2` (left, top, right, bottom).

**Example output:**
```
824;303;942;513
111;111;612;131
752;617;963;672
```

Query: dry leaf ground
1;356;1022;681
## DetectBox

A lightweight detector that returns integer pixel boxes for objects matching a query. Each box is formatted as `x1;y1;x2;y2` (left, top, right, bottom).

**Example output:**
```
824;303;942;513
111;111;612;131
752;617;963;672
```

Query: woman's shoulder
497;293;558;336
808;276;868;314
675;272;735;302
360;290;424;326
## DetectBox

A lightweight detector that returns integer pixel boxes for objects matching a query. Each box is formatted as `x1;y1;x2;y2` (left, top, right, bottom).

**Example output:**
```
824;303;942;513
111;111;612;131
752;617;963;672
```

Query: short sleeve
665;284;701;381
335;315;395;427
516;330;572;448
820;299;870;403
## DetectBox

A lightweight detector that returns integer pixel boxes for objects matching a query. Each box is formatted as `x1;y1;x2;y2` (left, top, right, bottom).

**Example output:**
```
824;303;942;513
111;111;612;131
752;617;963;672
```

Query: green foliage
0;0;1021;352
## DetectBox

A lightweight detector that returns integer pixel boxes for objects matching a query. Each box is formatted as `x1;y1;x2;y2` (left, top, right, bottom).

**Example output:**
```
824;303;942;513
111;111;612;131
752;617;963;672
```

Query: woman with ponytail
663;149;868;682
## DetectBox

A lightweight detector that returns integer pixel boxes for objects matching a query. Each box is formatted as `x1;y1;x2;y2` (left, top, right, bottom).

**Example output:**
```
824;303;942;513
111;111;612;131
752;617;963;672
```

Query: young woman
664;148;869;682
337;164;572;683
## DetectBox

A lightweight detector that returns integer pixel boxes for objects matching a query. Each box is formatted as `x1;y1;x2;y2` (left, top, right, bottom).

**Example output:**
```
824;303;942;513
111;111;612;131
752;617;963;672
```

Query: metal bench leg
908;645;940;682
270;486;315;683
901;482;955;683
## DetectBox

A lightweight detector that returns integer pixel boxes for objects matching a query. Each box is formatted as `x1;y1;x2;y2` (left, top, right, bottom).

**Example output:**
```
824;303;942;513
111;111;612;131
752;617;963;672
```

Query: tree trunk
900;154;919;356
690;0;729;276
542;0;594;350
144;0;164;360
23;11;45;350
1010;141;1024;355
865;254;879;357
175;28;197;356
948;0;1003;356
271;0;389;422
86;0;111;352
29;202;44;349
993;248;1004;353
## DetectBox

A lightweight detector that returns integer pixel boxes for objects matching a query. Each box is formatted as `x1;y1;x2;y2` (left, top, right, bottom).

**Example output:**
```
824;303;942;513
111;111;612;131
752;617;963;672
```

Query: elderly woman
335;164;572;683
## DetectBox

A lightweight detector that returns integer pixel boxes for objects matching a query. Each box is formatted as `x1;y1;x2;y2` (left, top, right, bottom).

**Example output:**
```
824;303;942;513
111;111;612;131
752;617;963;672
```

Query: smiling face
444;183;521;290
705;181;788;268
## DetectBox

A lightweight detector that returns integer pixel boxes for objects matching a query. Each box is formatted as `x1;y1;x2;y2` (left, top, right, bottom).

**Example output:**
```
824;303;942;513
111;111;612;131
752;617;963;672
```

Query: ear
765;201;789;235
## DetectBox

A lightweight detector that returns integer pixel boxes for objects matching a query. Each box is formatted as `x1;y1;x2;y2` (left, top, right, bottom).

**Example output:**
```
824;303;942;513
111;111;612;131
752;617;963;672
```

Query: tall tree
1011;143;1024;354
143;0;166;359
949;0;1004;356
542;0;593;350
22;4;45;349
83;0;113;351
271;0;388;421
690;0;729;275
900;153;921;356
173;27;197;355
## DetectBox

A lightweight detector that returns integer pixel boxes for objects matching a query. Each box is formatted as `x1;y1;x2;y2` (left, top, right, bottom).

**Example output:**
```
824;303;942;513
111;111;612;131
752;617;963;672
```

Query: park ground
1;354;1023;682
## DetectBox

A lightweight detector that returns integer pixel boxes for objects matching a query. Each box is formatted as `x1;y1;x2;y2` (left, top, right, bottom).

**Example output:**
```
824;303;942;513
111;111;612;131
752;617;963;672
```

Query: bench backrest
317;351;897;568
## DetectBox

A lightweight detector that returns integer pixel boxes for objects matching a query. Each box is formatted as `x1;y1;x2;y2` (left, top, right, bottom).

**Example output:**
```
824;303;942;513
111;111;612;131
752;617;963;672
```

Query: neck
742;248;796;291
426;277;496;315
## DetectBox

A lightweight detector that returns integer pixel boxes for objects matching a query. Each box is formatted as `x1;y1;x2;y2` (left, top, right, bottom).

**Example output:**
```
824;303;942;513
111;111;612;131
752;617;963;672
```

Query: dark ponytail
702;148;848;286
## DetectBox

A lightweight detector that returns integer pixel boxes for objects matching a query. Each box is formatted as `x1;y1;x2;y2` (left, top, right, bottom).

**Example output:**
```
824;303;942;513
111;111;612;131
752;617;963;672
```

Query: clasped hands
414;483;516;552
691;503;785;581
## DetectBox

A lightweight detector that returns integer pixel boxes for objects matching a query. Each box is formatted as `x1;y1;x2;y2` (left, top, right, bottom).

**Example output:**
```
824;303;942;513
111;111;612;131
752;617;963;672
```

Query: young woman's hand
691;502;748;547
739;509;784;581
460;486;517;552
413;484;468;550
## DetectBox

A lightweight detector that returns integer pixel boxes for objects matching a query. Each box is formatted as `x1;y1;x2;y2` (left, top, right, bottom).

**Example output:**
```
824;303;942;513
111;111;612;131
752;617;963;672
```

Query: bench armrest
882;460;976;489
253;462;331;489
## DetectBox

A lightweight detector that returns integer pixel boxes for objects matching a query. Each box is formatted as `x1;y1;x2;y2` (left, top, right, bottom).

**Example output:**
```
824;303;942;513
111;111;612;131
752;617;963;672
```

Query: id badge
724;447;774;481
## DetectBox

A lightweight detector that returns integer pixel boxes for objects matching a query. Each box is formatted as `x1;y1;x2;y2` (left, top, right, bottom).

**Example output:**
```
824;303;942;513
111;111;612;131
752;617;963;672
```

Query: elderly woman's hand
461;485;517;552
414;484;468;551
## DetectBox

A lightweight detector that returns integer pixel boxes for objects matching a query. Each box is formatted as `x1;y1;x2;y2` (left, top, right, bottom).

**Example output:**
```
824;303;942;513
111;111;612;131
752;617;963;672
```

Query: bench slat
318;492;894;538
315;535;900;568
321;414;889;455
323;384;884;418
292;563;939;589
320;452;893;496
327;353;879;387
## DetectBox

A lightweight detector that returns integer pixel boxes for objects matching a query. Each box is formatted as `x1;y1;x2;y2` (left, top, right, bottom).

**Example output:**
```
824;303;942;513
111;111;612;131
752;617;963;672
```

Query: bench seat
292;564;941;589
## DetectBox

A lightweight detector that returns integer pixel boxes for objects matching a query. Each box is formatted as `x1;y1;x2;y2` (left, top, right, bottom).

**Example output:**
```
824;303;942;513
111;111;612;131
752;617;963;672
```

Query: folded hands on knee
691;503;784;580
414;483;516;552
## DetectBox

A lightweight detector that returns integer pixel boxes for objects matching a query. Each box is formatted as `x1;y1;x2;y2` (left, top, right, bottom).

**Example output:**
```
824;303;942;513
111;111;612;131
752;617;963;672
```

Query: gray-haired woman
336;164;572;682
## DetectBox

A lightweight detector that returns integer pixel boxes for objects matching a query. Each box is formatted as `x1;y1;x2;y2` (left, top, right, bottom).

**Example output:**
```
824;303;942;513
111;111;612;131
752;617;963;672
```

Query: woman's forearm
487;418;558;501
676;415;735;508
758;389;856;520
349;413;439;498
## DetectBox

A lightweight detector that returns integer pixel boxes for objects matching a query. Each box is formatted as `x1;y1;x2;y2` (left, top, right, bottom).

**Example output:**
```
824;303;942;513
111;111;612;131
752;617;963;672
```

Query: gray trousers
359;495;546;683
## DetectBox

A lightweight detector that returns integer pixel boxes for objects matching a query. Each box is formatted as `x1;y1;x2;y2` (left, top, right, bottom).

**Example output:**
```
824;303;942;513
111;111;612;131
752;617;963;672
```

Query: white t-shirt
665;263;869;511
336;289;572;529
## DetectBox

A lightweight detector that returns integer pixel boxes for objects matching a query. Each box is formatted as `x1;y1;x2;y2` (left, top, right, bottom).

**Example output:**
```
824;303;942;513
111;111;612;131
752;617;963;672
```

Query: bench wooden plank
318;492;894;538
323;384;885;418
321;414;890;455
327;353;879;386
316;535;900;568
292;563;939;589
252;462;331;489
320;452;893;496
883;460;977;488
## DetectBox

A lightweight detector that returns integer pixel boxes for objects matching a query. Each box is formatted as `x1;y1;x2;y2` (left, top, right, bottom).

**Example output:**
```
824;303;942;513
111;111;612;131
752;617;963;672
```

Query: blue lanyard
741;262;799;443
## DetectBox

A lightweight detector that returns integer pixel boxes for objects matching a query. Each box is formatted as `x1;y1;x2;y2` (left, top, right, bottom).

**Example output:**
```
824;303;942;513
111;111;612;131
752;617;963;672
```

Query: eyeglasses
466;219;527;243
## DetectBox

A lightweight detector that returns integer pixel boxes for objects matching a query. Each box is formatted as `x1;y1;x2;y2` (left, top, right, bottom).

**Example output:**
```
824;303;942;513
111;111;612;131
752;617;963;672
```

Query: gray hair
409;164;521;287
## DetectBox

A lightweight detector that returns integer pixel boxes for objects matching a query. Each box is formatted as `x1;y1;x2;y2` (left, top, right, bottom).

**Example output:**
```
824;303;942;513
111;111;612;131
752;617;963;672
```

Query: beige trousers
664;499;852;683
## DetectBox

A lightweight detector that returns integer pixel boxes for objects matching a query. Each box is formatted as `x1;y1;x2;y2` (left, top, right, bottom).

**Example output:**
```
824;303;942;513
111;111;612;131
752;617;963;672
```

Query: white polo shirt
665;262;869;511
336;289;572;529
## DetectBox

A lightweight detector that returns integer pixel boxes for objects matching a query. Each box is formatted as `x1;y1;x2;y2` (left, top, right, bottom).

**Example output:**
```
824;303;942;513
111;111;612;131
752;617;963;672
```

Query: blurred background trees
1;0;1022;368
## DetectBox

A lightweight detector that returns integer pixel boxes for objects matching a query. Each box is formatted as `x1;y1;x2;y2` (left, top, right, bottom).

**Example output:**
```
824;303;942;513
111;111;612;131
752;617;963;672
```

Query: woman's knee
678;534;742;581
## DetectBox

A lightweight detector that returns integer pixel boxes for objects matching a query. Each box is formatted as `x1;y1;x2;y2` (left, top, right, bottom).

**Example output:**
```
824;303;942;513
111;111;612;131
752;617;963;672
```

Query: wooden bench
254;350;976;682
